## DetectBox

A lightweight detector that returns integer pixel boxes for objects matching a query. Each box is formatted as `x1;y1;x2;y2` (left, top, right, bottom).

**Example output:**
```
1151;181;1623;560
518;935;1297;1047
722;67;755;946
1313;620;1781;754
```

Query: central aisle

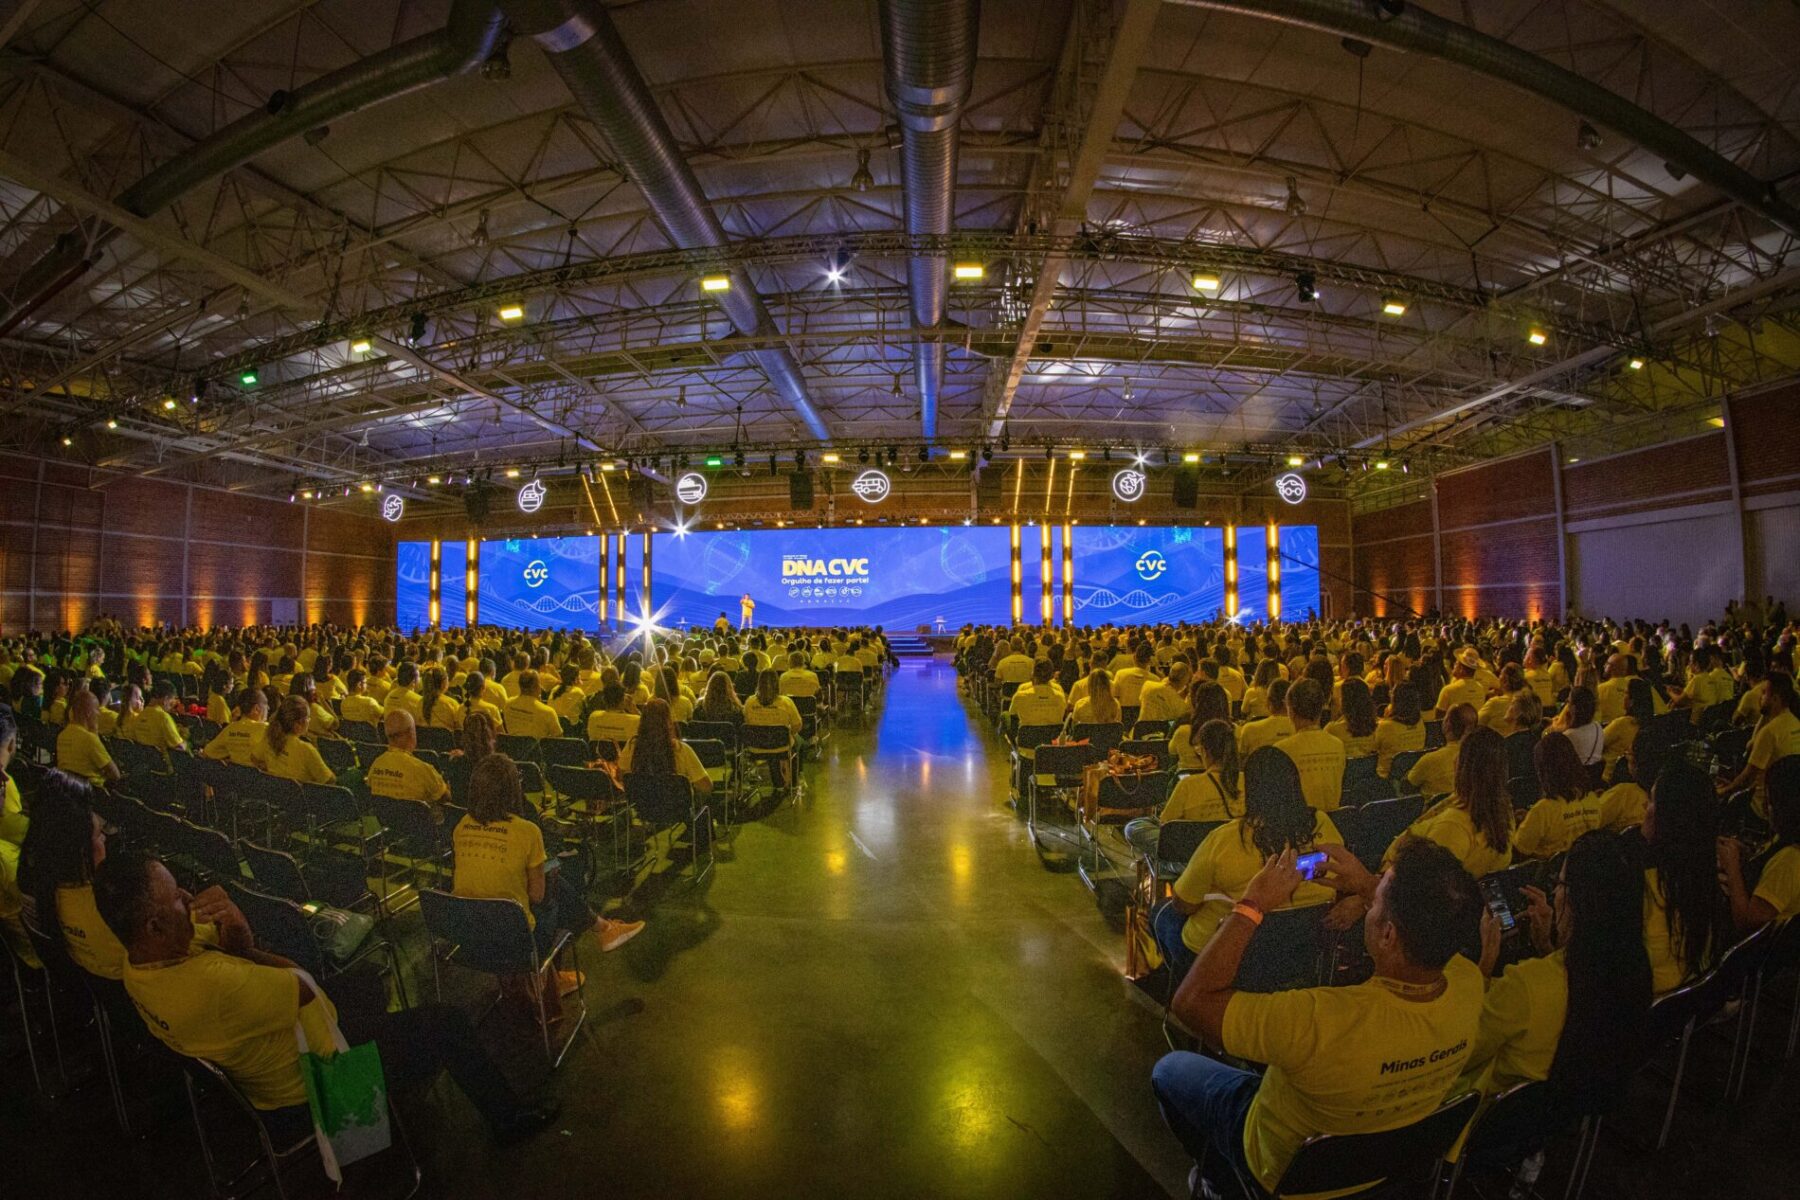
430;659;1189;1198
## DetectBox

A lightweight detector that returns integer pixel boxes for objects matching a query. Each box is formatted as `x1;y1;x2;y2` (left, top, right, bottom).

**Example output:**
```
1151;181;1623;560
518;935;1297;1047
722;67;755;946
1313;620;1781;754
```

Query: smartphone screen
300;902;321;916
1479;879;1515;933
1295;850;1328;881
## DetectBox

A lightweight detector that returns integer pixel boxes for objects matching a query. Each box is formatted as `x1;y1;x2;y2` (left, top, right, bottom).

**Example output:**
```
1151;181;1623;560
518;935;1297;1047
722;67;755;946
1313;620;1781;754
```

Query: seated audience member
1374;682;1427;779
695;672;744;727
55;690;120;788
1477;665;1529;736
1172;682;1233;771
1113;643;1157;708
1601;678;1654;783
744;670;804;790
1717;671;1799;811
1152;839;1484;1197
1139;662;1193;726
1514;733;1604;858
19;771;217;981
1639;761;1718;994
586;681;642;747
1325;677;1378;760
0;712;25;847
201;663;233;725
290;672;338;737
1671;643;1733;723
339;668;385;726
1273;679;1345;812
461;671;504;728
1462;830;1651;1105
385;662;424;720
1152;748;1342;978
420;665;464;732
778;652;822;701
1553;686;1606;774
1070;668;1122;727
1436;648;1489;715
1719;758;1800;928
367;710;450;805
651;665;693;726
502;673;562;741
1408;703;1475;800
126;680;188;757
992;639;1034;686
1240;660;1281;721
548;665;586;727
250;695;335;785
90;847;559;1142
621;698;714;798
1385;724;1514;885
1161;721;1241;825
202;688;270;766
1236;679;1294;758
1007;659;1067;730
455;752;643;956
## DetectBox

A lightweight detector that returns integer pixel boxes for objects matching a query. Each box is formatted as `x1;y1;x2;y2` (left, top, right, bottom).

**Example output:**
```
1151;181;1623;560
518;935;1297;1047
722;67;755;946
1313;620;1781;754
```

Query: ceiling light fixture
1381;297;1407;317
1191;272;1221;293
1527;327;1548;346
700;274;731;293
496;303;524;322
951;262;984;281
1295;272;1318;303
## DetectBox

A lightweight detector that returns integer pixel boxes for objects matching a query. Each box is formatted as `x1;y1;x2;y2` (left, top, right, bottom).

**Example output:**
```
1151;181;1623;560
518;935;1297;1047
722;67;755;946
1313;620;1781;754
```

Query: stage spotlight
859;446;871;465
239;369;259;387
948;449;967;461
407;312;428;345
1527;327;1548;346
1295;272;1317;303
768;453;778;476
734;448;746;468
1000;430;1010;452
887;446;898;467
980;446;992;463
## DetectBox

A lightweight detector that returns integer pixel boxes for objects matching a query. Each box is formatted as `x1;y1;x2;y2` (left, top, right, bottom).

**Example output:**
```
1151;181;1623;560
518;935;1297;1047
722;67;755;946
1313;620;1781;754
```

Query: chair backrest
1034;743;1100;778
1013;724;1061;752
224;879;324;976
1273;1092;1481;1197
369;794;445;852
1507;774;1541;809
1156;820;1222;865
239;840;310;902
1130;719;1174;741
687;738;729;769
546;763;617;803
741;723;793;752
1388;750;1426;792
314;737;358;776
301;781;363;829
1460;1079;1559;1163
1345;795;1424;871
418;888;537;975
1070;722;1124;754
1096;770;1172;813
1233;904;1326;993
496;733;541;763
1341;759;1395;808
1503;730;1540;781
624;772;696;827
339;720;381;745
415;725;455;752
515;759;546;796
1698;698;1736;732
1118;704;1140;728
176;819;243;881
1709;726;1752;773
1117;738;1171;770
540;737;590;768
686;720;740;750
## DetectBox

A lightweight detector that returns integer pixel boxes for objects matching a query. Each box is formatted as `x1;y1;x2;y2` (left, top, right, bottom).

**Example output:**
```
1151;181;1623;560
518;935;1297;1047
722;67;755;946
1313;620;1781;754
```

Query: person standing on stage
741;593;756;630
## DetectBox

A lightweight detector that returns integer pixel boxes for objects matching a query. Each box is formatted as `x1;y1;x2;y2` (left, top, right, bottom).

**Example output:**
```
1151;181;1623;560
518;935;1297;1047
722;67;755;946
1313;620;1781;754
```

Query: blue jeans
1151;1051;1262;1195
1154;901;1197;979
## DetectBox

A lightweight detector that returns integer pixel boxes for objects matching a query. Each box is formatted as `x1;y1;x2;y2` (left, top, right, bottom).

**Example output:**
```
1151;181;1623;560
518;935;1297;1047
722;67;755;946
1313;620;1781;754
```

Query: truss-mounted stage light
1191;271;1221;293
700;273;731;293
407;312;428;345
1527;327;1548;346
496;303;524;322
350;338;372;354
948;449;967;461
821;452;840;464
1627;356;1644;370
1295;272;1318;303
952;262;984;281
239;369;259;387
1381;297;1407;317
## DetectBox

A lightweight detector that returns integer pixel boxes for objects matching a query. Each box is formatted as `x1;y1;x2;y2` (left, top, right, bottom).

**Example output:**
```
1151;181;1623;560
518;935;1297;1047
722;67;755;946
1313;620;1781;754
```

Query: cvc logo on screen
523;559;550;588
1135;549;1168;581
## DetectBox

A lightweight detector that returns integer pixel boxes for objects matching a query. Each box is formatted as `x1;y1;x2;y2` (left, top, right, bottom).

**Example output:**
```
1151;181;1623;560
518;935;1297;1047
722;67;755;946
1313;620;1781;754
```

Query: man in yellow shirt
201;690;269;767
992;640;1034;686
339;668;385;726
503;674;563;740
1408;704;1475;799
1719;672;1800;811
367;711;450;805
1112;643;1157;708
56;691;121;787
1237;680;1295;758
1672;645;1734;724
1273;680;1347;812
1138;662;1192;726
1434;649;1487;716
127;681;188;758
384;663;424;722
777;652;821;700
1153;839;1483;1197
1595;654;1633;724
91;847;559;1138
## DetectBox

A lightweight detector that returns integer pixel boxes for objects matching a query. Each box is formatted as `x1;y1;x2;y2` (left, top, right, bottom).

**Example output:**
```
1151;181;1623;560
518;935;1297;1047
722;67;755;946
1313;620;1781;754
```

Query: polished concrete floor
10;659;1800;1198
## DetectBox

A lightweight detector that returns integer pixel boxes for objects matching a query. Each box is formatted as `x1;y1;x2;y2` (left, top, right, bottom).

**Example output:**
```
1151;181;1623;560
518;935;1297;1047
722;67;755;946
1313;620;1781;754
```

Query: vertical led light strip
614;533;628;625
1223;525;1238;618
640;530;653;620
1039;522;1052;625
428;540;441;628
1266;522;1282;621
1010;522;1023;624
1061;522;1074;626
465;538;479;627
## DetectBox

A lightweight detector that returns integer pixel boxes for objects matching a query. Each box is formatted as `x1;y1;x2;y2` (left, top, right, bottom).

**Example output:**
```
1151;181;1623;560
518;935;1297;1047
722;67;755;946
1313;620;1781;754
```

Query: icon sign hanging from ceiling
1112;468;1146;503
1274;472;1307;505
851;469;891;503
516;478;547;513
380;493;405;522
674;472;708;505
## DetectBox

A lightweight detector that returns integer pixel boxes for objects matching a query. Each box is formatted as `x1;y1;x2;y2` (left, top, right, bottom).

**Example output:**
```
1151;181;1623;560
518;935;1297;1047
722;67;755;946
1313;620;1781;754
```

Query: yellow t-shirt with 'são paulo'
1276;728;1348;812
1463;950;1566;1096
1170;812;1342;952
1390;797;1514;880
56;724;114;786
202;718;268;767
123;946;339;1110
1222;955;1483;1193
1752;845;1800;921
1512;793;1605;859
452;815;547;928
367;748;447;805
57;882;217;981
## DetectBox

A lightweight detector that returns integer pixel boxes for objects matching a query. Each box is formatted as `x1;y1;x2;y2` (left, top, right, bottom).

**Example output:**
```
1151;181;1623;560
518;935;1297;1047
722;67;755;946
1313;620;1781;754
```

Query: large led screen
396;541;431;632
651;526;1011;632
440;540;468;630
1277;524;1322;620
1070;525;1226;626
476;536;602;631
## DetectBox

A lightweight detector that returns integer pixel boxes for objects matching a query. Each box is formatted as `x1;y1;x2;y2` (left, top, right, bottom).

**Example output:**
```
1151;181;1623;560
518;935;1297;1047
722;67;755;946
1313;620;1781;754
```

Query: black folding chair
624;773;713;886
1070;722;1125;755
1234;1091;1480;1200
1233;905;1328;993
1389;750;1427;794
1340;755;1392;807
1345;795;1425;871
1027;743;1099;850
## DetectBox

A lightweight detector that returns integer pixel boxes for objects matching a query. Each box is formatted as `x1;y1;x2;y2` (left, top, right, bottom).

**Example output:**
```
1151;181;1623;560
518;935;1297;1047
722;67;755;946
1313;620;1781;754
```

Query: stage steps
888;635;936;658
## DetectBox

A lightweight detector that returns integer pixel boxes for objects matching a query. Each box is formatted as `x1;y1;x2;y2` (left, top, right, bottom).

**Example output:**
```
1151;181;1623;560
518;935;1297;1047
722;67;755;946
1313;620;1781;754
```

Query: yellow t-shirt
1512;793;1605;858
1642;868;1702;996
385;687;423;722
467;696;504;728
1523;669;1556;708
1169;726;1204;771
1373;719;1426;779
1435;677;1486;716
55;724;114;786
1407;741;1460;799
339;693;385;726
549;688;586;724
201;717;268;767
452;815;547;928
744;694;802;733
1161;770;1236;824
366;748;448;805
250;732;335;785
1324;720;1376;761
57;883;216;981
1601;717;1638;777
620;739;711;792
123;946;338;1110
127;706;186;753
778;669;821;699
1598;782;1648;831
587;710;642;746
1138;680;1189;724
1170;812;1342;952
1595;676;1631;724
1478;695;1518;737
1;775;26;846
1748;710;1800;809
1007;683;1067;729
1275;728;1347;811
206;692;232;725
1463;951;1566;1096
502;696;561;740
1752;844;1800;921
421;694;464;732
1241;685;1271;720
1683;668;1735;720
1112;666;1153;706
1222;956;1484;1192
1393;798;1514;879
1238;714;1295;758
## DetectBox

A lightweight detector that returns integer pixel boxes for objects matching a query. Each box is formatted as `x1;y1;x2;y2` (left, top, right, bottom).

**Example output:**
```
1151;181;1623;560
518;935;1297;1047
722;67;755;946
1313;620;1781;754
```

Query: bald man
56;690;121;787
367;710;450;806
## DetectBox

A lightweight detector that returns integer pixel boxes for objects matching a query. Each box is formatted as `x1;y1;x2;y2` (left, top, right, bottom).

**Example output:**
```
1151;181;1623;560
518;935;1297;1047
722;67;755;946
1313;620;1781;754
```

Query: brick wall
0;455;395;633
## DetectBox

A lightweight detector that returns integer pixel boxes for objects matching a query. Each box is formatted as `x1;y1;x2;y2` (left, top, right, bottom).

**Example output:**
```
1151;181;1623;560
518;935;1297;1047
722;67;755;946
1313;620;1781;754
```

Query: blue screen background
1277;524;1322;620
1070;526;1226;625
652;526;1011;631
440;541;468;630
477;536;602;630
396;541;430;632
1234;527;1268;622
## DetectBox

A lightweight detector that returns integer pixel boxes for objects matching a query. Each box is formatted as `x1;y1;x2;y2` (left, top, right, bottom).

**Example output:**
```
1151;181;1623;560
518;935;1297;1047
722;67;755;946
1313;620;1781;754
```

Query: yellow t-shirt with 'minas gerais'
452;814;546;928
1222;955;1484;1193
1512;792;1605;859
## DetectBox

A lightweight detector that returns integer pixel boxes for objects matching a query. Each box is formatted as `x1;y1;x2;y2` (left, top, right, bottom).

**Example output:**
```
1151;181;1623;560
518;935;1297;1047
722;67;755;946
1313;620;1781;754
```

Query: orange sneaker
555;970;585;996
594;917;645;952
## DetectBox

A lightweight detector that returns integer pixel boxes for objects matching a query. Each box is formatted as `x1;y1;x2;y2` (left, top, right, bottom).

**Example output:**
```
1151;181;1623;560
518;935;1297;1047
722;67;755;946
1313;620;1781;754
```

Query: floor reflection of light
856;756;868;780
920;757;931;787
948;843;973;906
825;849;848;875
941;1061;1001;1154
714;1047;760;1132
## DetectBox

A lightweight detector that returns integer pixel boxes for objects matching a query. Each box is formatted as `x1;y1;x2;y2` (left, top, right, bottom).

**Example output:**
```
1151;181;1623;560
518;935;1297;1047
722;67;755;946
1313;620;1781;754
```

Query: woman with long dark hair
1391;724;1514;879
1151;747;1341;976
419;665;462;732
620;698;711;795
1159;720;1241;824
1326;677;1378;760
695;672;743;726
744;669;802;792
1514;734;1604;858
1465;829;1652;1111
1639;761;1719;993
